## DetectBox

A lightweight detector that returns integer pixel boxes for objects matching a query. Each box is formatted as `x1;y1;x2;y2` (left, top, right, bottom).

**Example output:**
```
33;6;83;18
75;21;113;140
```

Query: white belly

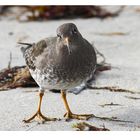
30;69;84;90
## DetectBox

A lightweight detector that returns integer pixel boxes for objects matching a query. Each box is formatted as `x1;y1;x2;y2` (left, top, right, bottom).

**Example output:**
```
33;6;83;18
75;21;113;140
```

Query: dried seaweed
95;32;129;36
0;6;124;21
21;6;124;21
125;95;140;100
0;66;38;90
93;115;133;123
72;122;110;131
135;8;140;12
99;102;122;107
0;6;9;14
8;52;12;69
87;85;140;94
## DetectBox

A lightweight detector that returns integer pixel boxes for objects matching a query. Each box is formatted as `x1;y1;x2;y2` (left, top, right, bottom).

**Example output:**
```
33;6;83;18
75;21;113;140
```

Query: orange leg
23;92;57;123
61;90;94;120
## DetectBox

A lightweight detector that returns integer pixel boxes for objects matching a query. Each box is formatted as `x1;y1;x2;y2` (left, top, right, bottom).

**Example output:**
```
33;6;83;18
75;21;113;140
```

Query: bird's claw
23;111;57;123
64;112;94;120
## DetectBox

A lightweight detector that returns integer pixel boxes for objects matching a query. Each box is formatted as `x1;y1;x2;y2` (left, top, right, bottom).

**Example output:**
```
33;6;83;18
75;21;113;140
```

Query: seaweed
72;122;110;131
0;6;124;21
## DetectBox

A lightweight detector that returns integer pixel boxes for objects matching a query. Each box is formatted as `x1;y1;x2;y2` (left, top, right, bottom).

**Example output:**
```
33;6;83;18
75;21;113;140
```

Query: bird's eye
57;34;62;38
72;28;77;34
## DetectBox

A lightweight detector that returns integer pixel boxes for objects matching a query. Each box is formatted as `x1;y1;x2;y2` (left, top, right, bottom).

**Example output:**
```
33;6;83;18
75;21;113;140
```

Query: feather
18;42;34;56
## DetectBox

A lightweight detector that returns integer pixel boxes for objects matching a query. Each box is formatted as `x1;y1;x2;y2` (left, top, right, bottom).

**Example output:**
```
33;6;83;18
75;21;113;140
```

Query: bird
19;23;97;123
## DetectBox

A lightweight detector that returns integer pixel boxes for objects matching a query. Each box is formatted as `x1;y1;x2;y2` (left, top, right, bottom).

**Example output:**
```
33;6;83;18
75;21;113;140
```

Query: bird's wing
19;39;48;71
83;38;97;64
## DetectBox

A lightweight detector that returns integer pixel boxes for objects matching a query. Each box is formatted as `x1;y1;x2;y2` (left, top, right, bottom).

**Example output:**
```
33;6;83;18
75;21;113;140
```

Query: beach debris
94;32;129;36
93;115;133;123
87;85;140;94
99;102;122;107
0;6;124;21
8;52;12;69
72;122;110;131
0;66;38;91
135;7;140;12
124;95;140;100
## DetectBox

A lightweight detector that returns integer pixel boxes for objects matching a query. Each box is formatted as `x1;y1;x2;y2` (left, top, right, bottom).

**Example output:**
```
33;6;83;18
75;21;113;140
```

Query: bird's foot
64;112;94;120
23;111;57;123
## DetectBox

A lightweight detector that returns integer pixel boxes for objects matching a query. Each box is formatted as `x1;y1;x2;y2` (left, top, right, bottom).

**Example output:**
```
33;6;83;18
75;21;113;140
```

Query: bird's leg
23;91;57;123
61;90;94;120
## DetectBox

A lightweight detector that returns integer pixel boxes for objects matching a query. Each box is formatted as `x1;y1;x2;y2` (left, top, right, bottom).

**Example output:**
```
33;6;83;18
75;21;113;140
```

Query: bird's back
22;37;57;71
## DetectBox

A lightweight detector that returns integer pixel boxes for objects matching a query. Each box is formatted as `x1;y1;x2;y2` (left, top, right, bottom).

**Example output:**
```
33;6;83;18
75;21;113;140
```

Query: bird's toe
64;112;94;120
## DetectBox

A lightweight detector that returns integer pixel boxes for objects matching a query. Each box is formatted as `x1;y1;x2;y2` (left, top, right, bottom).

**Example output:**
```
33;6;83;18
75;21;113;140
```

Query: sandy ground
0;6;140;131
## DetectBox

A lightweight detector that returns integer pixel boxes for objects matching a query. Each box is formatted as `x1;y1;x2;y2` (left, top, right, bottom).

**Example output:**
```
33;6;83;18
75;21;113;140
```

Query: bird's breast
29;43;96;90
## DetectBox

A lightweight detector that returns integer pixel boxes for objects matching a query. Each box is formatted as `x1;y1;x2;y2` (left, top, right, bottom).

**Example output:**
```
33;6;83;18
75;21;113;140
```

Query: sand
0;6;140;130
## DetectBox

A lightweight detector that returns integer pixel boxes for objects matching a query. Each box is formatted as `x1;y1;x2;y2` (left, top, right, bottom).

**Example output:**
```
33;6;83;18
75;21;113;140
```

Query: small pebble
8;32;14;36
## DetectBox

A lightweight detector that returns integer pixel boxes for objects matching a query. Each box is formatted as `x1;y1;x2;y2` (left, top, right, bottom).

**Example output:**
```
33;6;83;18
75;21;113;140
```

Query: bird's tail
18;42;34;55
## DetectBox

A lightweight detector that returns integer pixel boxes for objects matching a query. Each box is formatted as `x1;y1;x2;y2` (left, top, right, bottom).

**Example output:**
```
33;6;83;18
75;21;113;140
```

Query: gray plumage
20;23;97;91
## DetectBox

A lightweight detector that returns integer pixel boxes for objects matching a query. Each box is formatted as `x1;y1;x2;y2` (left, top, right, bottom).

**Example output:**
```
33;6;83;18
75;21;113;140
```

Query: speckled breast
29;62;95;90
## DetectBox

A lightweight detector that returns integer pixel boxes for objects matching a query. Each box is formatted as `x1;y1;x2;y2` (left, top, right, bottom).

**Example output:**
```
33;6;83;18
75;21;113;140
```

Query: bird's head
56;23;82;54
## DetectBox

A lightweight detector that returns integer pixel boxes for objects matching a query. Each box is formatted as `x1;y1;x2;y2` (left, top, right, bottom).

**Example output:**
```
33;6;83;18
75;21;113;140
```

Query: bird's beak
64;37;72;54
